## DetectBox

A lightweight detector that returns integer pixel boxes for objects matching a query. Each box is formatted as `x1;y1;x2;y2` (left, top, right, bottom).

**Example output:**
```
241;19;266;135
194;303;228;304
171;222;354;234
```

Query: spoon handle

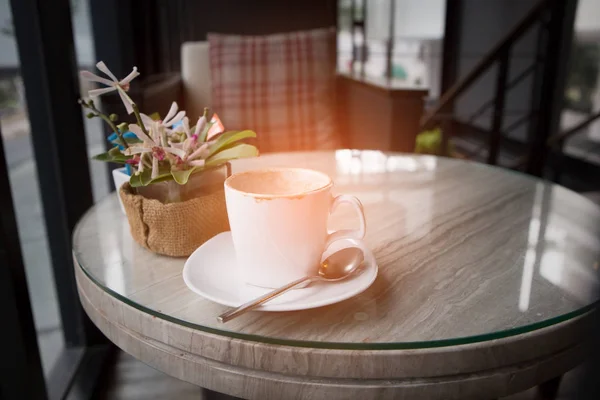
217;276;313;323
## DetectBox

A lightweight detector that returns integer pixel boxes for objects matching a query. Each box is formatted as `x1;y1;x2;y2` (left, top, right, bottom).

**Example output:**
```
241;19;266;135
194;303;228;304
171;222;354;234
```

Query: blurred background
1;0;598;399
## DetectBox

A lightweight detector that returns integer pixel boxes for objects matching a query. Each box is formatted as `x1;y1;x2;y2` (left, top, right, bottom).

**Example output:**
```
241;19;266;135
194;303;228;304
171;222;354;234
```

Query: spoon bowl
318;247;364;281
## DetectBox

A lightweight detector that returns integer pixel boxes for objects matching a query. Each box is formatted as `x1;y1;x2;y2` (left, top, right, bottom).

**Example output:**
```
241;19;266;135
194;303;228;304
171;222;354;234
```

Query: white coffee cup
224;167;369;288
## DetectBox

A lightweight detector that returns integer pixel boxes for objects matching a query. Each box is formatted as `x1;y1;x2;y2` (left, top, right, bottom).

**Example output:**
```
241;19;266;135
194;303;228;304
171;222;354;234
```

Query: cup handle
325;194;366;248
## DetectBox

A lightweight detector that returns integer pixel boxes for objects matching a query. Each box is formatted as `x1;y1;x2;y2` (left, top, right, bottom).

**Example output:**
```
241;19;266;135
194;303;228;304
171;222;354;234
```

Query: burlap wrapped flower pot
119;182;230;257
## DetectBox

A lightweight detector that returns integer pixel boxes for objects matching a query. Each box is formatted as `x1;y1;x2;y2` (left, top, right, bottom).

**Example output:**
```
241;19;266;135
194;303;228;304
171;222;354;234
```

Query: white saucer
182;232;378;312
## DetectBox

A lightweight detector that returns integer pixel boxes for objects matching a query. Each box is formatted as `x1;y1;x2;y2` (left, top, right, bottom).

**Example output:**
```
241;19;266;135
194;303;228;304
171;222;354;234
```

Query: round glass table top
73;151;600;350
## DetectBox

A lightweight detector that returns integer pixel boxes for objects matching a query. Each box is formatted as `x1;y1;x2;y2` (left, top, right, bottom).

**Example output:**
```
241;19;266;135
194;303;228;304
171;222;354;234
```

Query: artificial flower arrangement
79;61;258;189
78;61;258;257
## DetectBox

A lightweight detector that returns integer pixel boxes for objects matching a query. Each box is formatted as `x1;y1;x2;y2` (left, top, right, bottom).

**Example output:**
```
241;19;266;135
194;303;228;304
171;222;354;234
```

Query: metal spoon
217;247;364;323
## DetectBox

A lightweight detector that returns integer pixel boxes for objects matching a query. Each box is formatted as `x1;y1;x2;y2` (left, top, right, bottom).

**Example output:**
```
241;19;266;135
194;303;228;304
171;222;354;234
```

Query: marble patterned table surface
73;151;600;349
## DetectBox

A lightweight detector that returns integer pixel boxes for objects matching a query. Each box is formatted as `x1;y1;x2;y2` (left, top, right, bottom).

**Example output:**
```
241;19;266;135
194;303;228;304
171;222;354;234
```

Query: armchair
138;36;347;153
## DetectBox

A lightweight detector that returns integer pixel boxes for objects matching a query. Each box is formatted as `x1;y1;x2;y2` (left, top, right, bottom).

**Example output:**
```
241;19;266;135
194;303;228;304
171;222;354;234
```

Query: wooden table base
76;265;590;400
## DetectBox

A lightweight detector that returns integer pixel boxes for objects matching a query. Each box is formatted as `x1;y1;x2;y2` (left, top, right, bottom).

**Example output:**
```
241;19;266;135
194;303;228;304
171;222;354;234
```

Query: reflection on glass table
73;151;600;349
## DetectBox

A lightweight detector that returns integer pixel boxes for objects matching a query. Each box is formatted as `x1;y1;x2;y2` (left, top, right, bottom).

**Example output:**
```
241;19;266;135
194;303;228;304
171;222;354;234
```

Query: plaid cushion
208;28;338;153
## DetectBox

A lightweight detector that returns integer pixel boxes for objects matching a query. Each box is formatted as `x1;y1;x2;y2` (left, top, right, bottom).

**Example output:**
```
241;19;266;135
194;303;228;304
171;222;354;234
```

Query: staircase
421;0;600;192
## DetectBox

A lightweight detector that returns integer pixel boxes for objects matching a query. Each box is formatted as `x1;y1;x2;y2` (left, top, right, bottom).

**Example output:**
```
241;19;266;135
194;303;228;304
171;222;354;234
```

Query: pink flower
152;147;166;161
207;114;224;140
125;155;140;165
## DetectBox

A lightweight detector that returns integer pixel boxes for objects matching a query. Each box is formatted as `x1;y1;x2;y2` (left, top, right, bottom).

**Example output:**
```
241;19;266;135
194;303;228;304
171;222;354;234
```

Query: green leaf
207;130;256;158
109;146;123;155
108;146;131;161
205;143;259;167
92;152;115;162
129;163;172;187
197;108;211;142
150;174;174;184
171;166;203;185
414;128;443;154
111;136;143;146
129;173;141;187
198;121;212;143
129;170;148;187
92;147;131;163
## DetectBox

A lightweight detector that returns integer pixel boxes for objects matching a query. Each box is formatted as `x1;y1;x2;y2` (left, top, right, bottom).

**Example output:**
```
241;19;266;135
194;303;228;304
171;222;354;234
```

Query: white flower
140;101;186;131
169;119;210;168
80;61;139;114
178;117;192;138
125;124;187;179
173;115;213;165
173;115;206;143
186;143;210;167
171;117;194;151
